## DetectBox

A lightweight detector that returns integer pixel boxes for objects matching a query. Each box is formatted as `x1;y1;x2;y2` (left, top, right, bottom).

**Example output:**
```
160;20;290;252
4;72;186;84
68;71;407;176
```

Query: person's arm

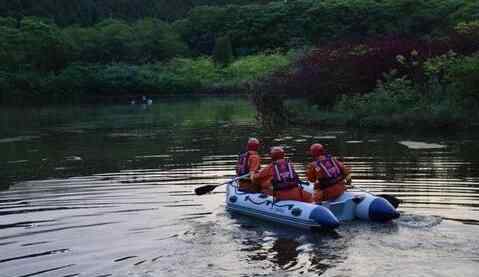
249;154;261;173
306;163;318;183
252;164;273;192
336;159;351;175
252;164;270;182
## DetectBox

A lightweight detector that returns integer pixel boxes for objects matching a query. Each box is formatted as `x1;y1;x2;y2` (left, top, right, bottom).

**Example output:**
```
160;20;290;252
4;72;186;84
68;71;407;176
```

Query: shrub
455;21;479;44
449;1;479;23
336;75;420;116
223;53;290;86
328;52;479;128
424;52;479;109
269;37;452;107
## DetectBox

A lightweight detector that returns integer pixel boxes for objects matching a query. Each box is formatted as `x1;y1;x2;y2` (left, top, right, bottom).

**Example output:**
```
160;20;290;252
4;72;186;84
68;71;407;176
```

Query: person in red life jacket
253;146;312;202
236;138;262;192
306;143;351;203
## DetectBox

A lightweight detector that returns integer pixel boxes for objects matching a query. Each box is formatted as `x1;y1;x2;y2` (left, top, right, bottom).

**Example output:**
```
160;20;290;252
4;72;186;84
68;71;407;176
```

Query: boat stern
368;197;400;222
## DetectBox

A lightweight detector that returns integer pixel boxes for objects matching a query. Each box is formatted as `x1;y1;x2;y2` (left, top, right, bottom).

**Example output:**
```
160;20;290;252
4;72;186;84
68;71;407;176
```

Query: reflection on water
1;97;479;276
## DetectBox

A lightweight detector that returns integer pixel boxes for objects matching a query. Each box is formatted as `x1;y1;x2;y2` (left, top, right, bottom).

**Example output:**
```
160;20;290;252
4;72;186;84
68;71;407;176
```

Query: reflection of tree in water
307;241;347;275
241;237;301;270
0;98;258;184
0;177;11;191
270;238;300;269
239;229;346;274
240;238;268;262
250;76;294;131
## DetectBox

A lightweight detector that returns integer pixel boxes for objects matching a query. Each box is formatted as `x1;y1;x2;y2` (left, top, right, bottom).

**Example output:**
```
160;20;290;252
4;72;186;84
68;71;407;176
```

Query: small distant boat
226;181;400;230
130;96;153;105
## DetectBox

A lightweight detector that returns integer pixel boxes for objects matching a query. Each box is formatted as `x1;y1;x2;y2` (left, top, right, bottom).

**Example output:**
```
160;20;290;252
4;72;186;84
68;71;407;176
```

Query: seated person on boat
253;146;312;202
306;143;351;203
236;138;262;193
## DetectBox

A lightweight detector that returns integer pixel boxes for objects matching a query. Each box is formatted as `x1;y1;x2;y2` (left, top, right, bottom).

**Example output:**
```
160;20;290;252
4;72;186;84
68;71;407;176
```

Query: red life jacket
315;154;343;189
272;159;299;191
236;152;249;176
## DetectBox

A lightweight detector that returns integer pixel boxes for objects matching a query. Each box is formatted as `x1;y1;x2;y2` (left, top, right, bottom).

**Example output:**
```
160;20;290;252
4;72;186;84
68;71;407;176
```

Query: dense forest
1;0;478;127
0;0;273;24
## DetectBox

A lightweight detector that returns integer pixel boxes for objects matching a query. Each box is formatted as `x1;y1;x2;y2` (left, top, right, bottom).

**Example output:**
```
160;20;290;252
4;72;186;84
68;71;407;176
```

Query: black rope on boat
233;184;296;209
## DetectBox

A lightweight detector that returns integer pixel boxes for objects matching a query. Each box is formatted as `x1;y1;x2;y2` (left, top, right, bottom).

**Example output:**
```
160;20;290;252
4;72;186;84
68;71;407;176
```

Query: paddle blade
378;194;401;209
194;185;219;195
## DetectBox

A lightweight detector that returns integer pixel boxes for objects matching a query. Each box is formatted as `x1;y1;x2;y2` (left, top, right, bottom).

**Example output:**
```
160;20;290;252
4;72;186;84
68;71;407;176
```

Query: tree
19;17;71;73
95;19;133;63
130;18;189;62
213;35;233;66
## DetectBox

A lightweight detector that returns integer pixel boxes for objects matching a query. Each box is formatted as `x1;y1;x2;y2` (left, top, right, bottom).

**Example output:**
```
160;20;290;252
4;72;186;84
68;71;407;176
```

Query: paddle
345;174;401;208
194;173;251;195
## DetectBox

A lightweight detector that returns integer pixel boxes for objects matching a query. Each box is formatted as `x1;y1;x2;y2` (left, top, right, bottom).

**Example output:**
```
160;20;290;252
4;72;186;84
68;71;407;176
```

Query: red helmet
310;143;325;157
247;138;260;151
270;146;285;161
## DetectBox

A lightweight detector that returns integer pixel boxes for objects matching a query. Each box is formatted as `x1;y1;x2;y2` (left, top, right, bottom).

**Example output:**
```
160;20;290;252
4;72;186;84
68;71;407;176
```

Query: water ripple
0;249;69;264
1;113;479;276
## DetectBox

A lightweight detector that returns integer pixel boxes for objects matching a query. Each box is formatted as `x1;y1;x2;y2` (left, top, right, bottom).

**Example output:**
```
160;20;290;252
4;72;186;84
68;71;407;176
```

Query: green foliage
0;17;16;27
179;1;312;55
1;1;476;72
423;51;461;76
449;0;479;23
179;0;470;55
0;0;273;26
1;0;478;126
455;20;479;41
20;18;72;72
0;53;291;103
1;0;476;61
53;64;99;94
0;17;72;73
329;53;479;128
336;75;420;121
162;58;221;92
446;55;479;100
425;52;479;106
223;53;290;85
0;24;21;70
94;19;133;63
64;18;189;64
130;18;189;62
305;0;465;41
213;36;234;66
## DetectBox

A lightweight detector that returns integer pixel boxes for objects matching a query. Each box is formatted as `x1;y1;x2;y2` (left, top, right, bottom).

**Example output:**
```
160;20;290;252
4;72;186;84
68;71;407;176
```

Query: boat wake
397;213;443;228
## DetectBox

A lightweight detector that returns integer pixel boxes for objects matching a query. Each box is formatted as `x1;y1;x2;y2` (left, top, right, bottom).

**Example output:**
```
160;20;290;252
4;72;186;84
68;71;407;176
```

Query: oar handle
194;173;252;195
345;173;352;186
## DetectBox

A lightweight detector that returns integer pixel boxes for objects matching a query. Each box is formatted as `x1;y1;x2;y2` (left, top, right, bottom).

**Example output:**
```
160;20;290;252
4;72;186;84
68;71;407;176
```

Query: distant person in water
236;138;262;192
306;143;351;203
253;146;312;202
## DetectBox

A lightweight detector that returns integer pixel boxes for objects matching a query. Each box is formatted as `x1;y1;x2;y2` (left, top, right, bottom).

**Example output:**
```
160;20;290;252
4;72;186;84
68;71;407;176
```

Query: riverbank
1;1;478;128
253;33;479;130
283;50;479;130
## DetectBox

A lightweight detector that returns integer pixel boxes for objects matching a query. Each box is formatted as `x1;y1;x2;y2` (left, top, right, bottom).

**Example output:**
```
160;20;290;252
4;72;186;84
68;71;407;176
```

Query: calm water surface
1;97;479;277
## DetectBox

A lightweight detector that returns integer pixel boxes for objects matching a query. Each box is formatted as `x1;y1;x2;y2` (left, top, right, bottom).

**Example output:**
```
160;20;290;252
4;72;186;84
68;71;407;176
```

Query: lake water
1;97;479;277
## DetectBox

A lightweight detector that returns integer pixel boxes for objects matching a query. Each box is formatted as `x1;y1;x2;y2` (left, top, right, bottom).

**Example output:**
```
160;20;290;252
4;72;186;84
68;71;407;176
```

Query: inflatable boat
226;181;400;229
